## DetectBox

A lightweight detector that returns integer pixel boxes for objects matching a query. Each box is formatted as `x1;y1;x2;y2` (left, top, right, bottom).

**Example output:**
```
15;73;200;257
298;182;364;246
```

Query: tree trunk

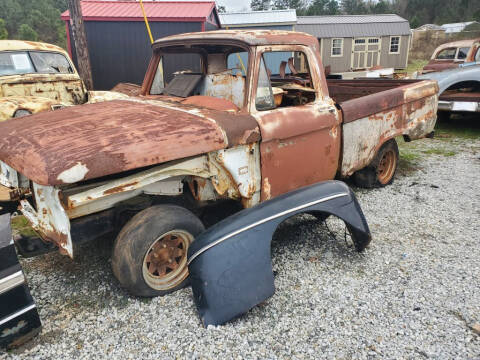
67;0;94;90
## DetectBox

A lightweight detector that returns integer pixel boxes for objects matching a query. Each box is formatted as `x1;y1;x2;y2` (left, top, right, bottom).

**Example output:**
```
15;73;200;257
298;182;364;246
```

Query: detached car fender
0;214;41;349
187;180;371;327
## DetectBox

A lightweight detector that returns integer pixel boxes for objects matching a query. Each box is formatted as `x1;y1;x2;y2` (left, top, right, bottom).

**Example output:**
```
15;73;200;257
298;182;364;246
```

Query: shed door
352;38;381;69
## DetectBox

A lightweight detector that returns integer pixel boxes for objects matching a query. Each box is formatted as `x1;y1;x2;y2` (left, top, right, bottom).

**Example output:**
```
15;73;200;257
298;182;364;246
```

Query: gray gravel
2;135;479;359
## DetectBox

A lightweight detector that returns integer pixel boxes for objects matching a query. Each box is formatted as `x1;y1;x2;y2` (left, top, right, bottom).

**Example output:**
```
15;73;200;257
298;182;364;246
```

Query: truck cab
0;40;128;121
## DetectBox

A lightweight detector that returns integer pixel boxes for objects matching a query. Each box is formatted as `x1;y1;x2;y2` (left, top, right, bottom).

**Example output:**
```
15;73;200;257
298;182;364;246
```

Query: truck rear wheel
111;205;204;297
353;139;399;188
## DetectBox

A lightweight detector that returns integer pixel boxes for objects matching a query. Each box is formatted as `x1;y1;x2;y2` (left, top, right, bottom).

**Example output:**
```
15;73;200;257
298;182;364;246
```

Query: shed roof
219;9;296;27
297;14;410;38
61;0;217;22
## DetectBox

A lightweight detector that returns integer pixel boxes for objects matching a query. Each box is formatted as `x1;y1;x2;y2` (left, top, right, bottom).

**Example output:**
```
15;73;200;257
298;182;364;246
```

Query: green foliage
0;18;7;39
0;0;68;47
274;0;305;10
293;0;480;25
251;0;272;11
305;0;339;15
18;23;38;41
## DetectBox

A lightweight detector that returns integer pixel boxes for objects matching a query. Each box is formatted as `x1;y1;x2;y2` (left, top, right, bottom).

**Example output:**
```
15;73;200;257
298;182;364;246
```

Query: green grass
406;59;429;76
396;138;422;174
11;215;38;238
422;148;457;156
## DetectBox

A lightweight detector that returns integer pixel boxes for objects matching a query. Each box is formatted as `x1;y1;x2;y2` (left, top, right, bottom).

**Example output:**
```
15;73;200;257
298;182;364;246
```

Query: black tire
353;139;399;188
111;204;204;297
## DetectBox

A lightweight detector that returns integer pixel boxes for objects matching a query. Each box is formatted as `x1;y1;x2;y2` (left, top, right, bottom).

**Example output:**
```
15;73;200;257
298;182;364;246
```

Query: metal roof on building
414;24;445;31
61;0;217;22
219;9;296;27
297;14;410;38
441;21;479;33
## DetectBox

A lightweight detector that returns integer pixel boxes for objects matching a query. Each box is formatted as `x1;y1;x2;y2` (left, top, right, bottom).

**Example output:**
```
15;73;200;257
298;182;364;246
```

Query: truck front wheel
111;205;204;297
353;139;399;188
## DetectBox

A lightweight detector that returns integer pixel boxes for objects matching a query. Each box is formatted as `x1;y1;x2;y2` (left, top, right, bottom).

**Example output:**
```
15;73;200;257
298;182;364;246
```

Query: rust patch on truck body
340;80;438;176
0;98;259;186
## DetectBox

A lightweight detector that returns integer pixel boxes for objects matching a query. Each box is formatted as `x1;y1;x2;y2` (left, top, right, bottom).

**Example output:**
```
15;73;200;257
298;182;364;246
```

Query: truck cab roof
153;30;320;49
0;40;68;54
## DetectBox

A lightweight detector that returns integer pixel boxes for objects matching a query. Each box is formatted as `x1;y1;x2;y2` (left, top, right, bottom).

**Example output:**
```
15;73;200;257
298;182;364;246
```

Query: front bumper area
438;100;480;112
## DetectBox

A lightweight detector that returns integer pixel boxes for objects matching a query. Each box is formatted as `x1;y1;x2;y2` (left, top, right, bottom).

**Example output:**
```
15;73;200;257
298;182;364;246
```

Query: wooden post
67;0;94;90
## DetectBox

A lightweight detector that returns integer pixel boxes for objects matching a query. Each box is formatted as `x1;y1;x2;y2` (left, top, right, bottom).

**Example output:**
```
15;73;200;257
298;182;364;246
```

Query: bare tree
67;0;93;90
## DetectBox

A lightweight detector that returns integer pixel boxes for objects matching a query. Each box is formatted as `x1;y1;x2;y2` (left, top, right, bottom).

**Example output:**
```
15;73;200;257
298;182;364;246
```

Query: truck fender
0;214;42;349
187;180;371;327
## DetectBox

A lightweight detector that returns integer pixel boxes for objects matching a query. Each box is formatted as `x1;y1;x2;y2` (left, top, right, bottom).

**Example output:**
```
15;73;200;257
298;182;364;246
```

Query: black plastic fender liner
187;181;371;327
0;214;41;350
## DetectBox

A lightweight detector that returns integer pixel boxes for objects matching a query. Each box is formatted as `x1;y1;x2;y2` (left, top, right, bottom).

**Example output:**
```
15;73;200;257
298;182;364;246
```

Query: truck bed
326;79;439;176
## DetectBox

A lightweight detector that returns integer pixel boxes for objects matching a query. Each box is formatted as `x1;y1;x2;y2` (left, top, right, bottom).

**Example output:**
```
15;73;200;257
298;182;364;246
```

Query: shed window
389;36;400;54
331;38;343;57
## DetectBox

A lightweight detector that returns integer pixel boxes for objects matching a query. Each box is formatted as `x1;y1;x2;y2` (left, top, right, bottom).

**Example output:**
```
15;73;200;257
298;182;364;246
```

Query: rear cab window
255;49;316;111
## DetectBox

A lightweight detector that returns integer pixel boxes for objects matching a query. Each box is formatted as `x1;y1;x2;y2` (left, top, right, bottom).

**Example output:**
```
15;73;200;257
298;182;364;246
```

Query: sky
216;0;251;12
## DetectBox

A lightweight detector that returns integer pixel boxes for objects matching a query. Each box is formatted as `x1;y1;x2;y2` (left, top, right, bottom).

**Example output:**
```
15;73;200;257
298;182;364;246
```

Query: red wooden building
62;0;220;89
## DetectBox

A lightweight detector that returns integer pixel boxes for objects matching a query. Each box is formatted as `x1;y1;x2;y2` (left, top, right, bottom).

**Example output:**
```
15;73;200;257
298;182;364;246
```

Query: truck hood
0;99;259;186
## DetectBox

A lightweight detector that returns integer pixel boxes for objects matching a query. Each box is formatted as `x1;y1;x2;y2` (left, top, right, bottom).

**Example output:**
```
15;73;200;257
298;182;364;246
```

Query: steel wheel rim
142;230;193;291
377;150;396;185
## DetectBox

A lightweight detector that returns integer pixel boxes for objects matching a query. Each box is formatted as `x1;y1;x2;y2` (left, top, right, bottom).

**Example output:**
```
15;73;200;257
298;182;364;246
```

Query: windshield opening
148;44;248;110
0;51;74;76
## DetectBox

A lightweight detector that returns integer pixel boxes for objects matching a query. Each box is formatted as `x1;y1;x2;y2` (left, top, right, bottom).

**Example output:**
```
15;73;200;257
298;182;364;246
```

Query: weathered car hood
0;99;259;186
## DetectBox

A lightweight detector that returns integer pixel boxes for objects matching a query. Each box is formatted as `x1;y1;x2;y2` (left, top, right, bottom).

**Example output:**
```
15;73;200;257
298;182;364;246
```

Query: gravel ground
1;134;479;359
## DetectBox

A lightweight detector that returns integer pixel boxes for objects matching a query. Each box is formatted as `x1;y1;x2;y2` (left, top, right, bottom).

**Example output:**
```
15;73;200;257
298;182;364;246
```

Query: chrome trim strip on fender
0;271;25;296
0;304;36;326
188;192;349;265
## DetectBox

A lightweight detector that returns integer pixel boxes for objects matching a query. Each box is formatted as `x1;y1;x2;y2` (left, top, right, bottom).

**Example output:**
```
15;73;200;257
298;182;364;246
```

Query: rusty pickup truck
0;40;128;122
0;30;438;297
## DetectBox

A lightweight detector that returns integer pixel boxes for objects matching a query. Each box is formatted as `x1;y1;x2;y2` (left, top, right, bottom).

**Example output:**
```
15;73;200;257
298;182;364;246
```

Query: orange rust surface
154;30;321;50
256;105;341;201
110;83;142;97
260;130;341;200
181;96;239;112
103;181;140;195
440;91;480;102
334;79;437;123
0;100;232;186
